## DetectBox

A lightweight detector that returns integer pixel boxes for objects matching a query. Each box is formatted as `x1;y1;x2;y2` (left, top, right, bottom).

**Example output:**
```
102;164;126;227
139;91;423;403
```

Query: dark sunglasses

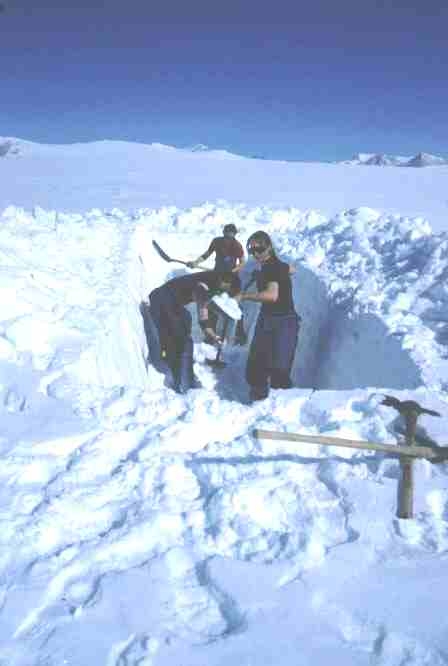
248;244;267;255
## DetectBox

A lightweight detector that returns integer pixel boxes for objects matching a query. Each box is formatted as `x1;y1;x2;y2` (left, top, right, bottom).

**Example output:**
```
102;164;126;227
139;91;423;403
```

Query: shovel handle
152;240;209;270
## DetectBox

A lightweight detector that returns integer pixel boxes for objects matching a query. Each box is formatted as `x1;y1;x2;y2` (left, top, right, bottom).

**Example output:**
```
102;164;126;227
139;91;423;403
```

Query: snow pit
2;204;448;666
137;204;446;396
2;204;437;399
8;201;439;403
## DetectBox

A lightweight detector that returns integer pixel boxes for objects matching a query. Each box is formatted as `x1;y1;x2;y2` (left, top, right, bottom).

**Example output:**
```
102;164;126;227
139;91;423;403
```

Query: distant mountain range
0;137;244;161
0;138;21;157
186;143;210;152
339;152;448;167
1;137;447;166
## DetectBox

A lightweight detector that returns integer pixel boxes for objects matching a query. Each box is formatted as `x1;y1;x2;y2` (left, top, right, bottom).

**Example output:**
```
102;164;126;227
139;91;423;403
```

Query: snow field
1;203;448;664
2;140;448;232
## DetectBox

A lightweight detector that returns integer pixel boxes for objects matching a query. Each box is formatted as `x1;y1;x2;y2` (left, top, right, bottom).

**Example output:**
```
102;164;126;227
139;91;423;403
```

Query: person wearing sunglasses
149;270;241;394
237;231;300;402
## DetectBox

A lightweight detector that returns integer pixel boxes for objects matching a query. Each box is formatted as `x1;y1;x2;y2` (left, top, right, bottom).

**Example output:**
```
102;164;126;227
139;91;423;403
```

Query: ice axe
152;240;209;270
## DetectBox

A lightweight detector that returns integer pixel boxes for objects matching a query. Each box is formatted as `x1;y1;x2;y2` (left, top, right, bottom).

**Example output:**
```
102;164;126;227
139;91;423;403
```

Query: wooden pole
397;460;413;519
253;429;442;461
256;397;445;521
397;411;418;519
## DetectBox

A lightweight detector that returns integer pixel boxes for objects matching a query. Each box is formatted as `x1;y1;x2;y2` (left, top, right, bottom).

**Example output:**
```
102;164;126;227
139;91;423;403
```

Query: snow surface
1;141;448;665
1;137;448;231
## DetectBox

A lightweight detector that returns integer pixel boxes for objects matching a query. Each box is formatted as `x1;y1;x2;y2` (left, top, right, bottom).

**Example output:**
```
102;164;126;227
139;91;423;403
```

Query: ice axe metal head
381;395;441;419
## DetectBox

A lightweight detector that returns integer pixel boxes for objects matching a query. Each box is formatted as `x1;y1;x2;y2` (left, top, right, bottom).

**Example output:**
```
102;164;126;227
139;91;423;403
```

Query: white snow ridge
1;193;448;665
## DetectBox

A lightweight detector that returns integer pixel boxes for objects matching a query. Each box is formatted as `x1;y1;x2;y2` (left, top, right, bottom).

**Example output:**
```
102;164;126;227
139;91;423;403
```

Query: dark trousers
149;286;195;394
246;312;300;401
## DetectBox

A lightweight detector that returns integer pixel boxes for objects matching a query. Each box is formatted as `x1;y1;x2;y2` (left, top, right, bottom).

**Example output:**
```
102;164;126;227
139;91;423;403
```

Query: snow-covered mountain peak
0;137;28;157
406;151;447;166
187;143;210;152
340;151;447;167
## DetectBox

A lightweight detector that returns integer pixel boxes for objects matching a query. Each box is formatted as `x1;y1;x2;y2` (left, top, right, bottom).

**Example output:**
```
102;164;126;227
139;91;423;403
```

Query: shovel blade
152;239;173;262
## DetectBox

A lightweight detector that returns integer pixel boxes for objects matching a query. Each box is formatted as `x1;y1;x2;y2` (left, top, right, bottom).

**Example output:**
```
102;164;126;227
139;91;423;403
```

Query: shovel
152;240;209;270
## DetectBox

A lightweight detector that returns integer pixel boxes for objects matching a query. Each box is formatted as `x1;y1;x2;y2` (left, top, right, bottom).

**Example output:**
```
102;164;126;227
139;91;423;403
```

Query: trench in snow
131;232;423;401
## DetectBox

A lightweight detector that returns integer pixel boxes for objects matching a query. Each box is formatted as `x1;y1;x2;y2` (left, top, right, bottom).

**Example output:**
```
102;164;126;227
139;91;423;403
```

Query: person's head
246;231;274;264
217;271;241;297
223;223;238;238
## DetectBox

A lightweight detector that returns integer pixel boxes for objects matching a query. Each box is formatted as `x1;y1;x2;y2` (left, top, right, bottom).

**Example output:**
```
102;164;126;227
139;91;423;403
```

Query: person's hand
186;261;196;269
204;329;223;347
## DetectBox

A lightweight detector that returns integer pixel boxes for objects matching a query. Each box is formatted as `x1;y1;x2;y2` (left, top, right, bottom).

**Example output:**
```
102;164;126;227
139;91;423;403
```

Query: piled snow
1;201;448;664
0;205;152;392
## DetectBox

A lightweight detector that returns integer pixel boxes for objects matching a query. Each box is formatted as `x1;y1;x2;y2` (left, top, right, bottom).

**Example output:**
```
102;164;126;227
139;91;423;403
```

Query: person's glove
186;261;197;269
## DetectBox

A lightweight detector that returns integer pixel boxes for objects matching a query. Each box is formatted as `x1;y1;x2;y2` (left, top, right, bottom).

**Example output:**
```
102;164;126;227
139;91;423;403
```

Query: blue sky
1;0;447;161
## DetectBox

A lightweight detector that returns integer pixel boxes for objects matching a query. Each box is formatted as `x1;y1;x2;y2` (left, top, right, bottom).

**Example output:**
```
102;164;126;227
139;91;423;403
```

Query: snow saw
206;293;242;369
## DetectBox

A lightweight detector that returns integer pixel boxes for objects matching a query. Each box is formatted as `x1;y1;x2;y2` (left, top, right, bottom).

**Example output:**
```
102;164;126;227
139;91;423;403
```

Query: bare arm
188;240;215;267
238;281;279;304
193;284;222;345
233;243;246;272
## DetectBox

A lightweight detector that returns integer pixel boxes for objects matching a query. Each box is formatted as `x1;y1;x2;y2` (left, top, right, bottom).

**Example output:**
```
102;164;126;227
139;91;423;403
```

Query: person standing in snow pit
186;223;246;273
236;231;300;402
187;223;247;345
149;271;241;394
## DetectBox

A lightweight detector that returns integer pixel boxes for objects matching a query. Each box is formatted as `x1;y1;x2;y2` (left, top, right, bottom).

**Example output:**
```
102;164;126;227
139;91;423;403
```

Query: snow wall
3;204;440;403
292;264;422;390
232;263;422;392
55;210;429;395
54;246;424;395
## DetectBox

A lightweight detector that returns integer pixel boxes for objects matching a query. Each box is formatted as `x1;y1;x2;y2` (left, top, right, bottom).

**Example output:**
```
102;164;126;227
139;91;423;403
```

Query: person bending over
236;231;300;402
149;271;241;394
